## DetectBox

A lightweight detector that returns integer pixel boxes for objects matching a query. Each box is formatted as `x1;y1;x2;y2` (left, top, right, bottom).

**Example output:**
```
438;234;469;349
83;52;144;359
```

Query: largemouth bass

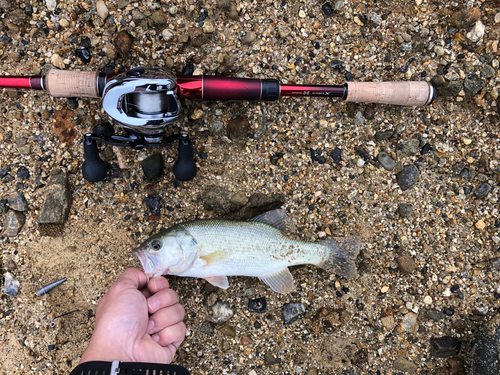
134;209;361;294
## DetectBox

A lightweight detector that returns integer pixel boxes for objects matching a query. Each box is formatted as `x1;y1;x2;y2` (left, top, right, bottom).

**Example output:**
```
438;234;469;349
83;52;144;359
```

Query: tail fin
319;237;362;278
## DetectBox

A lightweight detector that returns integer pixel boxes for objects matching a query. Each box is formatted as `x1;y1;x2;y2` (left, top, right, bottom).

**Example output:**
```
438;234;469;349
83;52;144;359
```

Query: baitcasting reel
82;67;196;182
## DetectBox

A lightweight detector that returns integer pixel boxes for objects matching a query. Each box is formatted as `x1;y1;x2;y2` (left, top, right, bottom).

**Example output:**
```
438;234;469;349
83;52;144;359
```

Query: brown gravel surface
1;0;500;374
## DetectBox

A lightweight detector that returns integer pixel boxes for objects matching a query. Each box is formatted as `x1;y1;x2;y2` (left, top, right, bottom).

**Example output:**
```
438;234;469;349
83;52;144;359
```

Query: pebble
396;165;419;191
3;272;20;296
321;3;333;16
75;49;91;64
401;312;418;332
208;302;233;323
16;166;29;180
202;186;238;216
248;297;267;313
396;254;417;274
381;316;395;331
144;196;162;216
264;353;277;365
396;139;420;159
375;129;394;142
330;147;342;164
140;154;164;181
96;1;108;20
229;192;248;206
38;170;71;225
242;31;256;45
200;321;215;335
218;325;236;338
450;8;481;29
113;30;134;56
5;259;17;271
45;0;56;12
474;183;491;199
426;309;447;321
162;29;174;42
282;303;305;323
397;203;412;218
467;21;485;43
393;357;418;373
469;314;500;374
217;0;231;11
430;336;462;358
5;192;28;211
464;80;487;97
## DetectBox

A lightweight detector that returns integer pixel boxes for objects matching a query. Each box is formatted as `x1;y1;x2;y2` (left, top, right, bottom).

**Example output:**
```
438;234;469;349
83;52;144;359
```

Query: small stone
264;353;277;365
469;314;500;374
401;312;418;332
5;192;28;211
474;183;491;199
367;12;382;26
381;316;395;331
75;48;91;64
217;0;232;11
151;10;168;25
226;116;250;140
321;3;333;16
278;25;291;39
393;357;418;373
241;335;253;345
475;220;486;230
200;321;215;334
218;325;236;338
467;21;485;43
427;309;447;321
330;147;342;164
202;186;239;216
396;254;417;274
396;164;419;190
228;5;239;20
480;65;495;79
363;106;375;120
140;154;164;181
229;192;248;206
208;302;233;323
38;170;71;225
381;286;389;293
423;296;433;305
50;54;65;69
202;21;215;33
282;303;305;323
246;296;266;313
52;109;77;145
396;138;420;159
430;336;462;358
5;259;17;271
377;151;395;171
16;166;30;180
45;0;56;12
96;0;108;19
464;79;487;97
113;30;134;56
3;210;25;237
145;196;162;216
162;29;174;41
450;8;481;29
375;129;394;141
242;31;256;45
446;357;466;375
398;203;412;218
3;272;20;296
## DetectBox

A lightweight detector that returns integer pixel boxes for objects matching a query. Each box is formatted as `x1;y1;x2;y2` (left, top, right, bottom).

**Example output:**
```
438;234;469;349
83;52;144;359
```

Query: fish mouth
134;248;163;279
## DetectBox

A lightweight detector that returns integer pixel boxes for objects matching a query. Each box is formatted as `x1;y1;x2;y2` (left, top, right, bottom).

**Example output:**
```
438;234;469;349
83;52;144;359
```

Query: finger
151;321;186;347
147;304;185;335
116;268;148;291
147;289;180;314
140;288;153;299
147;276;169;294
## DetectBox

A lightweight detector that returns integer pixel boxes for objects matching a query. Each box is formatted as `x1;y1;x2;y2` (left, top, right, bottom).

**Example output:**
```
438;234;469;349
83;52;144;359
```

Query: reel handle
82;135;108;182
173;135;197;181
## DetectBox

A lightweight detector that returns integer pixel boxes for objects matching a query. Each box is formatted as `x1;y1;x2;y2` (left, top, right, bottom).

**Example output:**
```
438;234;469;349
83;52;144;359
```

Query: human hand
79;268;186;364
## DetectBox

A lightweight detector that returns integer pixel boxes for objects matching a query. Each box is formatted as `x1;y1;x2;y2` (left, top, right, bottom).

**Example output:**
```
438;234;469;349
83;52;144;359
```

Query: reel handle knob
173;135;197;181
82;135;108;182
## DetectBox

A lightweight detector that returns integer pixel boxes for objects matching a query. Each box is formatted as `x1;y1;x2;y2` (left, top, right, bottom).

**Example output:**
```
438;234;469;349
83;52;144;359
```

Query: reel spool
82;68;197;182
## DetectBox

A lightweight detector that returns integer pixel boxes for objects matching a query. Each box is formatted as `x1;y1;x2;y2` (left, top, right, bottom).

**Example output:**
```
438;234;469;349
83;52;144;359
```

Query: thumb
117;268;148;291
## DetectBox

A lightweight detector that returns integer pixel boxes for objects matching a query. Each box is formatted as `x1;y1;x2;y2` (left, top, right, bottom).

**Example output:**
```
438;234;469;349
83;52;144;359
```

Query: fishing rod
0;68;435;182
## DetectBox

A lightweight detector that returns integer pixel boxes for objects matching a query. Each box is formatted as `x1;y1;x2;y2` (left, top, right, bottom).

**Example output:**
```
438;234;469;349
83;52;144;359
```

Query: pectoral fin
204;276;229;289
259;268;295;294
200;250;231;267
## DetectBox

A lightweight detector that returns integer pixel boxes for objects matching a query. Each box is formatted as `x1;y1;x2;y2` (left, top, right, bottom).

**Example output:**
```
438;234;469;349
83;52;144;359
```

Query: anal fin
259;268;295;294
204;276;229;289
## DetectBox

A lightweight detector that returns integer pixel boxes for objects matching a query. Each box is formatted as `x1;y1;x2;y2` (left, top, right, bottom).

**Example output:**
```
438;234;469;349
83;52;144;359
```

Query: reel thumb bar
0;69;435;106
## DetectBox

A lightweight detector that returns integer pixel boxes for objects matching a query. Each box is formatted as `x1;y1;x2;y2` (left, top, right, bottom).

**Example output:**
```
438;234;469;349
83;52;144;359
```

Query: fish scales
134;209;361;294
180;220;327;277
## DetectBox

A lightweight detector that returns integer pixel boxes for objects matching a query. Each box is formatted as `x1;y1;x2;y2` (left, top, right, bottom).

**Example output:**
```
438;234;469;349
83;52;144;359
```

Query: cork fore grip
345;81;434;106
45;70;100;98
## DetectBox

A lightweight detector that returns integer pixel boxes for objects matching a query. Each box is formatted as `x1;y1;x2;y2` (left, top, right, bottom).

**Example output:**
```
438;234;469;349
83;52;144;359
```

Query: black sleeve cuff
70;360;190;375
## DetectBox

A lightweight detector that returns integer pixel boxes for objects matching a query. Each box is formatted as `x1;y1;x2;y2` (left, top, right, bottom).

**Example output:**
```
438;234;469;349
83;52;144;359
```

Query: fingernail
148;298;160;312
147;319;155;332
152;334;160;343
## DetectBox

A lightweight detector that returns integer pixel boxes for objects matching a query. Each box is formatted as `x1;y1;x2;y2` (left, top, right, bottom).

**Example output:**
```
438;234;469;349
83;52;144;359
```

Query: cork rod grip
45;69;100;98
345;81;434;106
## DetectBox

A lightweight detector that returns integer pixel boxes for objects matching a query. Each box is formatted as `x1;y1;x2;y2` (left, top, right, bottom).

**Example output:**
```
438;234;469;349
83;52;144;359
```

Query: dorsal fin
249;209;297;233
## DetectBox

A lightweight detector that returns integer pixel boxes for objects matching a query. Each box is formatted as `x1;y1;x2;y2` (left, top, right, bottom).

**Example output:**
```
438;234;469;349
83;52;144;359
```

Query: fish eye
151;239;162;251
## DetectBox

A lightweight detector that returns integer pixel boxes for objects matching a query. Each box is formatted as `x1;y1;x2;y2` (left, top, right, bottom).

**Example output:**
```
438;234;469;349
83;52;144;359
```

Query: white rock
45;0;57;12
495;13;500;23
467;21;485;43
162;29;174;41
50;54;65;69
96;1;109;20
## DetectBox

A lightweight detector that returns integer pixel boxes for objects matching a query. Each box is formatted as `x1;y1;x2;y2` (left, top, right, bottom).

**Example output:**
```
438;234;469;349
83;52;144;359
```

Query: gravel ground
1;0;500;374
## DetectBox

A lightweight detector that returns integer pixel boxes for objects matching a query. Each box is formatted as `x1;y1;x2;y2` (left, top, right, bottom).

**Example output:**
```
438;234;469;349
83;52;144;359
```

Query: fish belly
177;221;327;278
